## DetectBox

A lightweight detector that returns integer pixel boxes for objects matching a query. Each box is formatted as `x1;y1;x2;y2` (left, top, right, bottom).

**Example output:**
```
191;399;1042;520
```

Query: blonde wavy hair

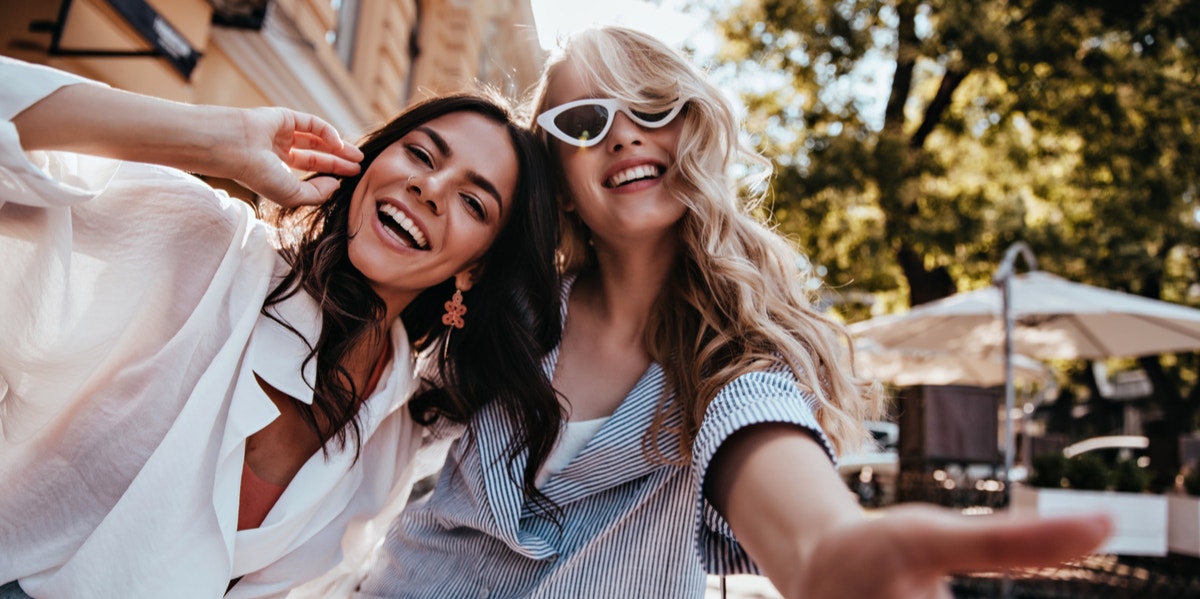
529;26;884;459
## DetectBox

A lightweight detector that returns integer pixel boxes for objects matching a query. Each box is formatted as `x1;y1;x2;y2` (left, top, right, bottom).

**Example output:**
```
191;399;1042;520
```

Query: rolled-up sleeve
0;56;116;208
0;56;101;121
690;367;836;575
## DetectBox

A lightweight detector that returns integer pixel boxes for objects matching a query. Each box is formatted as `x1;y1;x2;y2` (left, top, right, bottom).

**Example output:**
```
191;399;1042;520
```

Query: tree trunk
896;244;958;307
881;1;966;308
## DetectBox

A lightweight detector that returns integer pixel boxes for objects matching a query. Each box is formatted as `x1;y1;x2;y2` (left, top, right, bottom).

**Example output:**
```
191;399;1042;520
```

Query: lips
376;200;430;250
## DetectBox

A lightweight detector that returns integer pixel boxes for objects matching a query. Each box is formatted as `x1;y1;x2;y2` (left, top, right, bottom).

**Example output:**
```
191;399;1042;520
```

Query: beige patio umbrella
848;242;1200;476
849;271;1200;361
853;340;1051;388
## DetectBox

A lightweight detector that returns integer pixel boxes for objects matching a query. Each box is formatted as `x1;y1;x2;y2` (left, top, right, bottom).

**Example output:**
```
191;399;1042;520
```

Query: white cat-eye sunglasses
536;98;685;148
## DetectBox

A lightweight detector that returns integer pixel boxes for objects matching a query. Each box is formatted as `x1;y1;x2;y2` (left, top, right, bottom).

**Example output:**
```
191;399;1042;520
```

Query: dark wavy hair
263;93;563;511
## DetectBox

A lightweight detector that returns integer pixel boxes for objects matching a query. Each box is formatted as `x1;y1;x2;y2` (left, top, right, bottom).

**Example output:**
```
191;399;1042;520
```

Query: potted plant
1012;453;1167;556
1168;468;1200;557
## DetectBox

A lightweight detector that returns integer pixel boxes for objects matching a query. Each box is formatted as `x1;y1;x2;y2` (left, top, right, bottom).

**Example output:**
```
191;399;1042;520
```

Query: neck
345;287;406;381
580;231;679;340
372;286;415;327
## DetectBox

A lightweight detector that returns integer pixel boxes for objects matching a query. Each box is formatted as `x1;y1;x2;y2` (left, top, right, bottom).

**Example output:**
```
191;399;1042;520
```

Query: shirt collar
247;290;414;406
248;291;323;404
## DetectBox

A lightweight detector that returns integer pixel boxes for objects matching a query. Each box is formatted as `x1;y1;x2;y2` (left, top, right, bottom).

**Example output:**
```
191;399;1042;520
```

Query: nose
407;172;446;214
605;111;644;153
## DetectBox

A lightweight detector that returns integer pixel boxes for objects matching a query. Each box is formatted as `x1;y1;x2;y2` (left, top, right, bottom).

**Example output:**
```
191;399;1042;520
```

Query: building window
328;0;360;67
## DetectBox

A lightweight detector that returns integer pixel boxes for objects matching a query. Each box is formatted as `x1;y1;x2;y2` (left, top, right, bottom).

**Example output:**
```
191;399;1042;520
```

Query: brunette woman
0;57;558;599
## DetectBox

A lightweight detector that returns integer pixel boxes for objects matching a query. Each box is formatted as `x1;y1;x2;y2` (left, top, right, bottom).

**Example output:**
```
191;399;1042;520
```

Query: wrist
180;104;244;177
776;514;852;589
776;514;870;599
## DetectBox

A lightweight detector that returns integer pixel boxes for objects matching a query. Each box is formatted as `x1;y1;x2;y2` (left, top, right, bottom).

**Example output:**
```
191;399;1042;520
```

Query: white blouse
0;58;434;599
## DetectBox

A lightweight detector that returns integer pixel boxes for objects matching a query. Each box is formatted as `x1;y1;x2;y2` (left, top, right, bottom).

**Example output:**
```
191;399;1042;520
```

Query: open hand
225;106;365;208
782;505;1111;599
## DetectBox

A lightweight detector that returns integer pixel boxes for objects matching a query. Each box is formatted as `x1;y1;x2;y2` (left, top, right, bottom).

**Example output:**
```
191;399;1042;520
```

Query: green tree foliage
701;0;1198;307
699;0;1200;485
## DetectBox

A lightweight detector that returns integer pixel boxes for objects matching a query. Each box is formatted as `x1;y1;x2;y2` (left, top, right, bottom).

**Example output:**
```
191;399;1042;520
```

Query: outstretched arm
706;423;1112;599
11;80;363;207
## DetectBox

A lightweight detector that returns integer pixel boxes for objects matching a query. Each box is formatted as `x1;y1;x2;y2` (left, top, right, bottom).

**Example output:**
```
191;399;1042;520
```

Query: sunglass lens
554;104;610;144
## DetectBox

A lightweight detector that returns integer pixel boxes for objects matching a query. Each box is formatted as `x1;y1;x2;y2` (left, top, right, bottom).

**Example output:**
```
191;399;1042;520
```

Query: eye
406;144;433;167
461;193;486;219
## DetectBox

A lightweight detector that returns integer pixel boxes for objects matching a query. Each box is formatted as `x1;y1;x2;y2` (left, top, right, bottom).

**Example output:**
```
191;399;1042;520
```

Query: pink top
237;463;287;531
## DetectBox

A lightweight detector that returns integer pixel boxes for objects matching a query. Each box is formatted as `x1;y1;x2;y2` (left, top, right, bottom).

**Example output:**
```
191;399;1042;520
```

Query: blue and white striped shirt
355;284;834;599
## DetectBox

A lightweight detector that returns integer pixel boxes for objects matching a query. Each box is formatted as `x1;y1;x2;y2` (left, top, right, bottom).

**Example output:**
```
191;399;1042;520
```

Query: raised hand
225;106;365;209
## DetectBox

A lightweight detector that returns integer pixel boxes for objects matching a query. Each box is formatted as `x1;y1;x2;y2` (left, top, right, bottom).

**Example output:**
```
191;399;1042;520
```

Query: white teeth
606;164;662;187
378;203;428;249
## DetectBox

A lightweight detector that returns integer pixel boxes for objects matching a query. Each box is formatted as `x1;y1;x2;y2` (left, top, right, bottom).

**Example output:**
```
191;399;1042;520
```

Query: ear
559;188;577;213
453;264;483;292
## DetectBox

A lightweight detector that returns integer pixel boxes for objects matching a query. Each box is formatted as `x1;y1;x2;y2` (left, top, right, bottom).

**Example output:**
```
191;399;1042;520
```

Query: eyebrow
415;125;506;217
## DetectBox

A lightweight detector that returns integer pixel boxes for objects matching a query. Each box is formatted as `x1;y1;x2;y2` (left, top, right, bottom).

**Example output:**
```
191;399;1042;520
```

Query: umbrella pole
994;242;1037;599
993;242;1038;482
1003;277;1016;479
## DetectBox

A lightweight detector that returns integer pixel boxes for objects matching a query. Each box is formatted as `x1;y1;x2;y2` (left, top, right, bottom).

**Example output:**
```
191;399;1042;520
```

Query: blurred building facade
0;0;545;142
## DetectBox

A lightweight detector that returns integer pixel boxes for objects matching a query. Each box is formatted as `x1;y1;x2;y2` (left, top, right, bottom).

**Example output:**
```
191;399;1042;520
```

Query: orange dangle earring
442;287;467;329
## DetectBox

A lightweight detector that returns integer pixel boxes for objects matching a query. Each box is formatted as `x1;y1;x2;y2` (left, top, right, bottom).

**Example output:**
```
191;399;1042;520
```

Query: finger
289;112;364;162
270;176;341;208
287;148;361;177
301;176;342;205
289;111;341;147
893;508;1112;573
289;131;363;160
335;140;365;162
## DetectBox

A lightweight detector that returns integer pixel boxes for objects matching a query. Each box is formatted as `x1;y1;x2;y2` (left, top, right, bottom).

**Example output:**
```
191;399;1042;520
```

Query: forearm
12;82;237;176
5;56;358;207
707;426;1113;599
705;423;864;594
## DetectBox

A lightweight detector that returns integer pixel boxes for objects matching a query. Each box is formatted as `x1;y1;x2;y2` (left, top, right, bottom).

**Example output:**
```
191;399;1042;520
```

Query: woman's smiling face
542;59;688;246
346;110;518;310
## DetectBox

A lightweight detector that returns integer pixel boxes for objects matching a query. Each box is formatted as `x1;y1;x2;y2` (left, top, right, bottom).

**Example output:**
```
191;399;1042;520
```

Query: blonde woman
352;27;1110;599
